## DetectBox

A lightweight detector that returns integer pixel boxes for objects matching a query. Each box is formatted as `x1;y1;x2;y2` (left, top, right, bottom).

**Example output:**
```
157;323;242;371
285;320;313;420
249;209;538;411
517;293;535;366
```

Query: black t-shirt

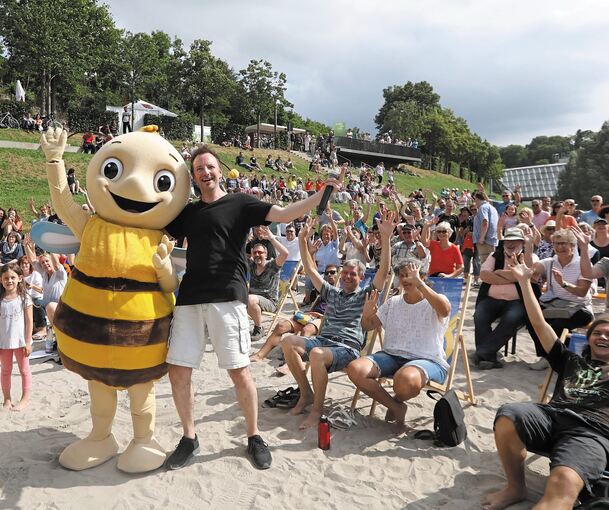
165;193;272;305
548;340;609;435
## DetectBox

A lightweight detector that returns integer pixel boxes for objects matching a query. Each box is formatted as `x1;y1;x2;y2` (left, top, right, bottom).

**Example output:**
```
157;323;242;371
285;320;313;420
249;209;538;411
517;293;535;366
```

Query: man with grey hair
347;258;451;425
282;211;396;430
580;195;603;226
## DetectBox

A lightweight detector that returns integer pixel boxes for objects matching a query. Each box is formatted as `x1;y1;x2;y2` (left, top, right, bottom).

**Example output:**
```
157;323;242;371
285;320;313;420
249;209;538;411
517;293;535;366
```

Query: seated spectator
246;225;277;260
23;235;67;326
250;154;261;170
483;261;609;510
421;221;463;278
2;208;23;240
530;228;593;370
247;226;288;340
250;264;339;362
82;132;96;154
275;156;286;172
347;259;450;425
66;168;82;194
236;151;252;170
391;223;428;274
0;232;24;264
437;199;460;243
459;206;480;287
302;221;341;305
340;225;370;266
285;157;294;169
278;224;301;262
265;154;274;168
473;228;539;369
281;212;394;430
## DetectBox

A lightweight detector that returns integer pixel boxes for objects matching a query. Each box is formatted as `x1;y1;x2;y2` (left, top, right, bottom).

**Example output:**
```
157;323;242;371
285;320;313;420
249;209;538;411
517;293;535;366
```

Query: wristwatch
561;282;568;288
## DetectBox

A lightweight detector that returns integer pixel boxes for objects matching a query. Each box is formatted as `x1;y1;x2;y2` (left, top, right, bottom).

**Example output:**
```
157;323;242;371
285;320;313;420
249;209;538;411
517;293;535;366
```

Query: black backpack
414;390;467;447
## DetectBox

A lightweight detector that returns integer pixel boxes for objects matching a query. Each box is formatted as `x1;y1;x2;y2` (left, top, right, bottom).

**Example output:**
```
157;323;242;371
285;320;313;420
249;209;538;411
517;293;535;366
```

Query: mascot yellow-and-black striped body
53;216;174;388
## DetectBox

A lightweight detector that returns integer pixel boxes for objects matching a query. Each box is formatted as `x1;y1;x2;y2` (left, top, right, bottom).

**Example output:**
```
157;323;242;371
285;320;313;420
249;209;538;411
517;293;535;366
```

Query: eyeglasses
436;230;448;234
552;241;571;246
592;200;601;203
545;227;556;231
502;195;509;198
324;270;338;275
564;202;575;206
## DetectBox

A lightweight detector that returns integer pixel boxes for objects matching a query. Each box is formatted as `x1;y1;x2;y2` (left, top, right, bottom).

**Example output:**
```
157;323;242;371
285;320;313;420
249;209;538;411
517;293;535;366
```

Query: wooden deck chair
352;274;476;415
537;329;586;403
262;260;302;333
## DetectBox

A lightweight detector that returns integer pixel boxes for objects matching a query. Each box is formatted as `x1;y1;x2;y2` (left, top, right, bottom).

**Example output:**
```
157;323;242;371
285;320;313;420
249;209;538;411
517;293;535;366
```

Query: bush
66;106;117;133
0;99;34;118
143;112;195;141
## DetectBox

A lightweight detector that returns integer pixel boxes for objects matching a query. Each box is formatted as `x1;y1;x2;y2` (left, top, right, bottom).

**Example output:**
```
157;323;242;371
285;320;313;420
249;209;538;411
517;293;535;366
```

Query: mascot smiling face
87;131;191;229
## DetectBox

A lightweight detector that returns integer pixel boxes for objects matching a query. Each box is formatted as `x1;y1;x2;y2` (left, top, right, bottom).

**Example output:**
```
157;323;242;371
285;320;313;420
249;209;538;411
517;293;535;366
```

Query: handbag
541;261;586;319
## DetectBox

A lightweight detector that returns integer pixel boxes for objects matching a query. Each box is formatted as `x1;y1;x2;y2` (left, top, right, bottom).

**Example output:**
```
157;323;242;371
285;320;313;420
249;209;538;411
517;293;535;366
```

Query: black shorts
496;402;609;494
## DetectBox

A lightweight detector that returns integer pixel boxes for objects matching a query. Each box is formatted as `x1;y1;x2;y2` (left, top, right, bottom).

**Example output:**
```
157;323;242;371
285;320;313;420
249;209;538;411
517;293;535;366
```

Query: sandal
274;392;301;409
262;387;300;408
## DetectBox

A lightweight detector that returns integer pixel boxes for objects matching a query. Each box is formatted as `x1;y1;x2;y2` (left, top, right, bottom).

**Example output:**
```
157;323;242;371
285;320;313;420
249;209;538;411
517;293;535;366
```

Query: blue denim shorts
303;336;360;373
367;351;447;384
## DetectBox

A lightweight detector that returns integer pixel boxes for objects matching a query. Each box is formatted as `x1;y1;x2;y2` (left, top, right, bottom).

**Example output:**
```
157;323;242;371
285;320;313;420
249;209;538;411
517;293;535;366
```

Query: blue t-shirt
491;199;513;216
580;209;601;226
473;201;499;247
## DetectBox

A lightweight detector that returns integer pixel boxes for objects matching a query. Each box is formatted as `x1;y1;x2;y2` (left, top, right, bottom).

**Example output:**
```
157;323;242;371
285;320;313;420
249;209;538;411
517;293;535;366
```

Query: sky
103;0;609;146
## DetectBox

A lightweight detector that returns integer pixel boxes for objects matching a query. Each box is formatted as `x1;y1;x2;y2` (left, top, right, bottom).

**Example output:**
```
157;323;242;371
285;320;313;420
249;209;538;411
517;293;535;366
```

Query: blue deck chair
261;260;302;334
352;275;476;415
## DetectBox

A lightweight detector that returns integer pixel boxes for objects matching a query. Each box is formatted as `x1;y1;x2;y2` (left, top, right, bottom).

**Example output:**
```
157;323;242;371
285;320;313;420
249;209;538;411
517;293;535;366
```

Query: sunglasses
592;200;601;203
553;241;571;246
324;270;338;275
436;230;448;234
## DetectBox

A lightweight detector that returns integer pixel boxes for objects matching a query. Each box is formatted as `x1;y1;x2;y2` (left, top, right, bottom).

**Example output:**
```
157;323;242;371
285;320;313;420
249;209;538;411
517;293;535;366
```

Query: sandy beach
1;289;603;510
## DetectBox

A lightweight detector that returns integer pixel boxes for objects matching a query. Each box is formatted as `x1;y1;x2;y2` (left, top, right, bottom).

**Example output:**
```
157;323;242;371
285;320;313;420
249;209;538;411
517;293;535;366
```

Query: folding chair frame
262;260;302;334
351;274;477;415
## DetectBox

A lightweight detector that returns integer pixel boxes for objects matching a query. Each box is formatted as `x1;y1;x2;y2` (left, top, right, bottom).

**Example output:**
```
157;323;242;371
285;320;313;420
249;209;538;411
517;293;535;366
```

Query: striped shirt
539;255;593;310
319;281;374;350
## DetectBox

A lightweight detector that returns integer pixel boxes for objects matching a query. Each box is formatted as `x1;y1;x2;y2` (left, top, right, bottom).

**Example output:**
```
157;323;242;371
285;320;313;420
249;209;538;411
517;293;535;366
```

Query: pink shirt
482;252;539;301
532;210;550;229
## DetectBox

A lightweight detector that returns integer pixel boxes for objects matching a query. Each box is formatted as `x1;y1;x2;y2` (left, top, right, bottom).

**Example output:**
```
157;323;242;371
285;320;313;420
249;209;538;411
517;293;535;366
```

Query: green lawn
0;128;80;145
0;141;480;228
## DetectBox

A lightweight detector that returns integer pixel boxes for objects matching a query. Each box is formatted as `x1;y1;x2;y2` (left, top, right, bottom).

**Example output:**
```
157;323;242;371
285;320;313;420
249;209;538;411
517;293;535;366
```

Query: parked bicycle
0;112;20;129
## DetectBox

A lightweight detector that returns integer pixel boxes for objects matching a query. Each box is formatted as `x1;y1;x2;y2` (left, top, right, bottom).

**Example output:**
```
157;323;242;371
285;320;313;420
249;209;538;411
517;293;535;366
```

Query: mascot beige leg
117;382;165;473
59;381;119;470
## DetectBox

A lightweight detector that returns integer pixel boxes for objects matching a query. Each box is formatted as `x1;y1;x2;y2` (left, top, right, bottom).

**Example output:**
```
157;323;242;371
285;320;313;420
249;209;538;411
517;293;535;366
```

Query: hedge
0;99;34;118
66;106;117;133
143;112;195;141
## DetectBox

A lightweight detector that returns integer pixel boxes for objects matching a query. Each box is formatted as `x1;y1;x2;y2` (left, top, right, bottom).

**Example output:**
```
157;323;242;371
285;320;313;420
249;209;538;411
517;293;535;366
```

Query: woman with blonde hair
421;220;463;278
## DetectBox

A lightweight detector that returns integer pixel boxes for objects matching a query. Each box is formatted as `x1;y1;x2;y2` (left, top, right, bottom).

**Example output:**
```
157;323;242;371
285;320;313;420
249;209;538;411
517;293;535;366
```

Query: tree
181;39;235;139
375;81;440;135
0;0;118;113
238;59;290;147
557;123;609;202
383;100;428;141
499;144;528;168
525;135;572;165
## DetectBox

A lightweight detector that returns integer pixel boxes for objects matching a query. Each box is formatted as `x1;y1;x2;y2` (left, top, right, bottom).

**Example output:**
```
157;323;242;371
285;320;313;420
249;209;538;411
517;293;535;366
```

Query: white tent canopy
106;100;177;132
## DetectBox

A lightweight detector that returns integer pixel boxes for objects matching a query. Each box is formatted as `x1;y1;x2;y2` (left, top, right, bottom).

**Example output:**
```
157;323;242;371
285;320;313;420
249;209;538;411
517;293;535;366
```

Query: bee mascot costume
40;126;190;473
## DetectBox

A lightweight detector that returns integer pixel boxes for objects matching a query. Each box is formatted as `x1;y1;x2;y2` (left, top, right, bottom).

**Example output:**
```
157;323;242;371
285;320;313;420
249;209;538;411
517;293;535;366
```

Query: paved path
0;139;80;152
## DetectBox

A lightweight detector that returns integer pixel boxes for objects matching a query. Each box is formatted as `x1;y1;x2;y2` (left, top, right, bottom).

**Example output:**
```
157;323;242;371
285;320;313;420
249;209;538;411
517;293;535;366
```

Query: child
0;263;33;411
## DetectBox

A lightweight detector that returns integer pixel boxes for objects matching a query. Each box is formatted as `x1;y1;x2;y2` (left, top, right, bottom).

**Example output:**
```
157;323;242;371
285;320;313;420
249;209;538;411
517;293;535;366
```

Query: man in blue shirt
473;191;499;264
487;184;521;216
580;195;603;226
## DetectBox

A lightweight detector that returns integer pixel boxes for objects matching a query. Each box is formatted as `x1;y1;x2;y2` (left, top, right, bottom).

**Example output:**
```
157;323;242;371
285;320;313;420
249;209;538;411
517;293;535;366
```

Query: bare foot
275;363;291;376
299;409;322;430
289;394;313;416
11;399;29;412
384;402;408;425
2;399;12;410
249;353;264;362
481;485;527;510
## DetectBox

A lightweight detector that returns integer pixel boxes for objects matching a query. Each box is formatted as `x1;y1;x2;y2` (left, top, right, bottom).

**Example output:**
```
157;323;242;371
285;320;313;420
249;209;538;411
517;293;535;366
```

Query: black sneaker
247;435;272;470
251;326;264;341
165;435;199;470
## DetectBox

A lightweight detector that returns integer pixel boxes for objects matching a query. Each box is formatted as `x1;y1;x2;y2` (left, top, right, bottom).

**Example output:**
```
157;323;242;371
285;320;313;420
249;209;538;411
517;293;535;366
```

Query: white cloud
104;0;609;145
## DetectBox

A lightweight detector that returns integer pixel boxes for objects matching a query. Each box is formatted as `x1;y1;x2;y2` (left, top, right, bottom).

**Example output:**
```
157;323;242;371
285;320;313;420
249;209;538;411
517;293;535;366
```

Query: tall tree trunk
41;69;46;113
257;112;261;148
200;104;204;143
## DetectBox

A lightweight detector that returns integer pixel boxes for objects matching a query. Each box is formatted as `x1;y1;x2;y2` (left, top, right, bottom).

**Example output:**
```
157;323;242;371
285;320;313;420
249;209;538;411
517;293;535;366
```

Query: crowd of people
3;135;609;508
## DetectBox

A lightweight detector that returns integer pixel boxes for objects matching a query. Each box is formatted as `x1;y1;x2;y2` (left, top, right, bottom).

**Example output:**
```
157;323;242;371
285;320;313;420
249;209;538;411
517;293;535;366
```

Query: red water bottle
318;415;330;450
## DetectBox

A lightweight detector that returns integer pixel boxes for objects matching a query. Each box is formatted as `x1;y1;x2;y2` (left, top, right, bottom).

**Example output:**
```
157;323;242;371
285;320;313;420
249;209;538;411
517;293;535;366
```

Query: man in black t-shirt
483;262;609;510
163;145;343;471
437;199;459;243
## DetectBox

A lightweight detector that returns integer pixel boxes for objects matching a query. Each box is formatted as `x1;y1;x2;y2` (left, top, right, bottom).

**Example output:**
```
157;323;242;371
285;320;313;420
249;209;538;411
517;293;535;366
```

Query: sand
1;290;603;510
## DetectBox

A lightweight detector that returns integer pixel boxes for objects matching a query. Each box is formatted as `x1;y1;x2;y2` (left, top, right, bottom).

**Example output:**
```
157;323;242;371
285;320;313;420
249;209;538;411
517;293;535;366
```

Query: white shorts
167;301;251;370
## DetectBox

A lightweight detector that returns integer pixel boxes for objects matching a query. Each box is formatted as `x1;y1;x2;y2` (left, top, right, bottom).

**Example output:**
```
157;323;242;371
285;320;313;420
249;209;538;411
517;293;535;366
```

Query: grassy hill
0;137;478;227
